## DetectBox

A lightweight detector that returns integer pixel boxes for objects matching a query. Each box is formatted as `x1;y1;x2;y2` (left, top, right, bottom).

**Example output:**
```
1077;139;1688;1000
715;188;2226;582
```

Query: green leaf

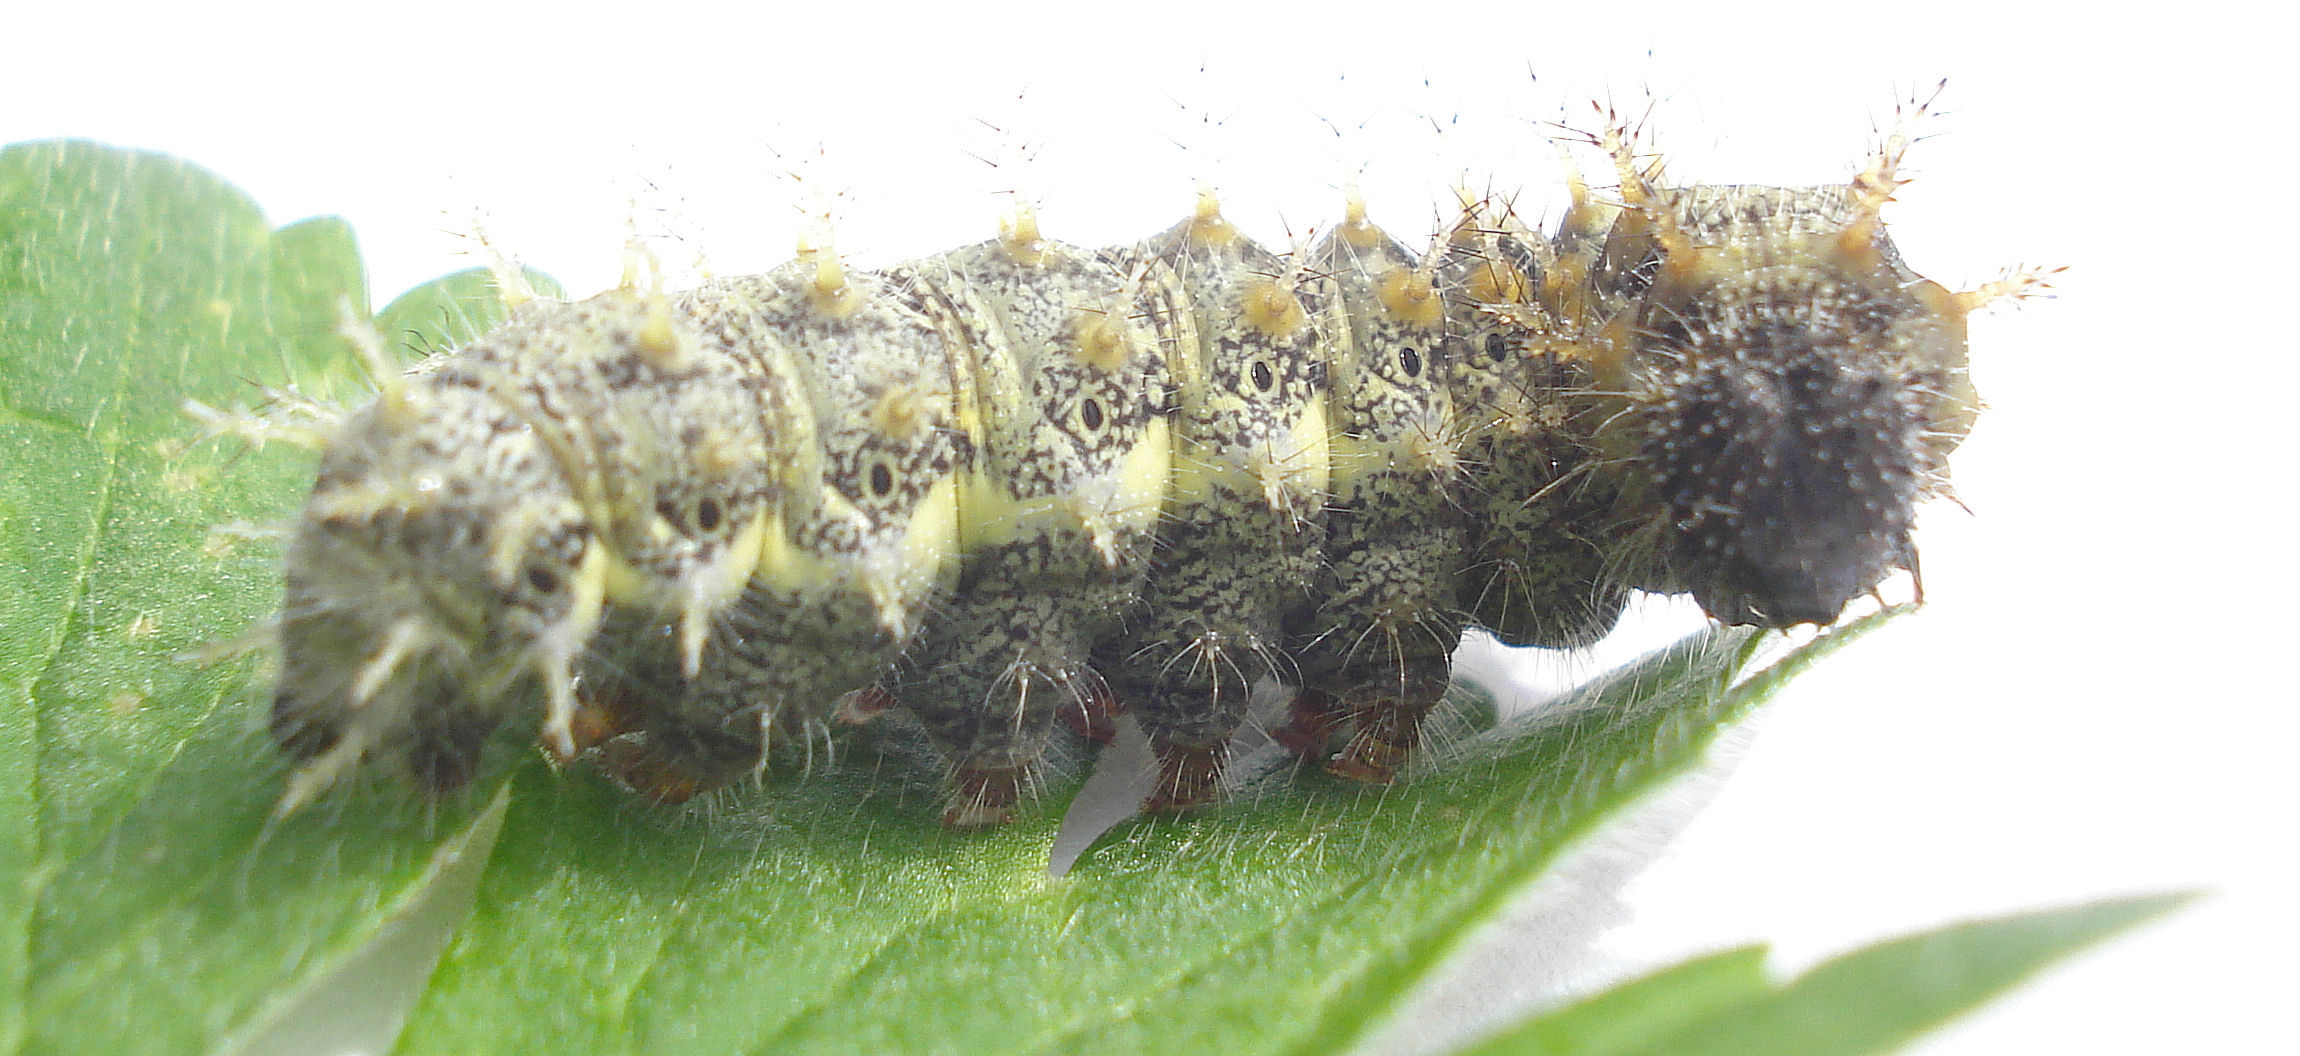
371;264;564;367
383;630;1774;1056
0;139;501;1056
0;138;2164;1056
1454;893;2195;1056
1451;946;1774;1056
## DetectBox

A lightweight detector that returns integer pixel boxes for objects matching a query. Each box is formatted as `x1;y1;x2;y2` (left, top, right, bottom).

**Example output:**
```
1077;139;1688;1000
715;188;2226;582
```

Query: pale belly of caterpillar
266;126;2011;825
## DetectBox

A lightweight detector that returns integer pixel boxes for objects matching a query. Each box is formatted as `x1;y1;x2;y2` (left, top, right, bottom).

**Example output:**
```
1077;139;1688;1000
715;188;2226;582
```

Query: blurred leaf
371;264;563;367
1453;893;2194;1056
0;139;495;1056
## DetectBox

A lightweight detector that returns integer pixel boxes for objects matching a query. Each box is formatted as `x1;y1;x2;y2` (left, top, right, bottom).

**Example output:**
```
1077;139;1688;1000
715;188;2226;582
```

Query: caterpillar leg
566;644;772;806
1320;655;1451;784
943;766;1034;830
1119;623;1272;814
899;657;1073;829
589;736;738;807
833;685;899;724
1058;680;1123;746
1144;742;1228;816
892;537;1137;827
852;667;1064;830
1272;687;1342;760
1277;656;1452;784
574;586;894;803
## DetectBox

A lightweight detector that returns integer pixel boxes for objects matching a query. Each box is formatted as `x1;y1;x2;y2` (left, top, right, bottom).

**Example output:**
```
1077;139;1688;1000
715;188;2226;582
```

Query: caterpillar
260;110;2032;826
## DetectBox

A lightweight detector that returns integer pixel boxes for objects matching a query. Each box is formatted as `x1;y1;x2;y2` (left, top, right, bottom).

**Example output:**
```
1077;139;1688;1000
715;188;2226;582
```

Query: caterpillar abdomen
266;117;2016;823
886;232;1173;825
575;260;973;799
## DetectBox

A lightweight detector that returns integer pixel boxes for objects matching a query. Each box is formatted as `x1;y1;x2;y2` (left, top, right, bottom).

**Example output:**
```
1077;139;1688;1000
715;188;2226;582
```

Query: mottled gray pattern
1100;215;1330;809
881;238;1169;825
268;144;1986;821
573;262;969;800
273;378;599;806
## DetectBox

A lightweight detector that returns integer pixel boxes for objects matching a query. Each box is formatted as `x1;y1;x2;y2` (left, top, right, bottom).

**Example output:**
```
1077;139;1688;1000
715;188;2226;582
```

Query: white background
8;1;2289;1052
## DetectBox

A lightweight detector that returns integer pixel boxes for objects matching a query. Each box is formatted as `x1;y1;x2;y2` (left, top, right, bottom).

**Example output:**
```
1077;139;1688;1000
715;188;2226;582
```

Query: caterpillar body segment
1274;209;1468;782
880;236;1174;827
271;378;605;811
1137;200;1335;524
574;263;971;801
1434;200;1630;651
263;123;1998;824
429;290;777;678
1101;204;1336;812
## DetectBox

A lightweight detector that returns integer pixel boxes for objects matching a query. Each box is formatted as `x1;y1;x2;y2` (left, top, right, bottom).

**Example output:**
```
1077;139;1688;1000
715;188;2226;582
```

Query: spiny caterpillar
255;109;2035;827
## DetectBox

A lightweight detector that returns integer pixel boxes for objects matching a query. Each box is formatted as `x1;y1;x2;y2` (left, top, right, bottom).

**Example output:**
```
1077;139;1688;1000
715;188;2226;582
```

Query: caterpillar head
1609;185;1975;627
271;379;605;811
